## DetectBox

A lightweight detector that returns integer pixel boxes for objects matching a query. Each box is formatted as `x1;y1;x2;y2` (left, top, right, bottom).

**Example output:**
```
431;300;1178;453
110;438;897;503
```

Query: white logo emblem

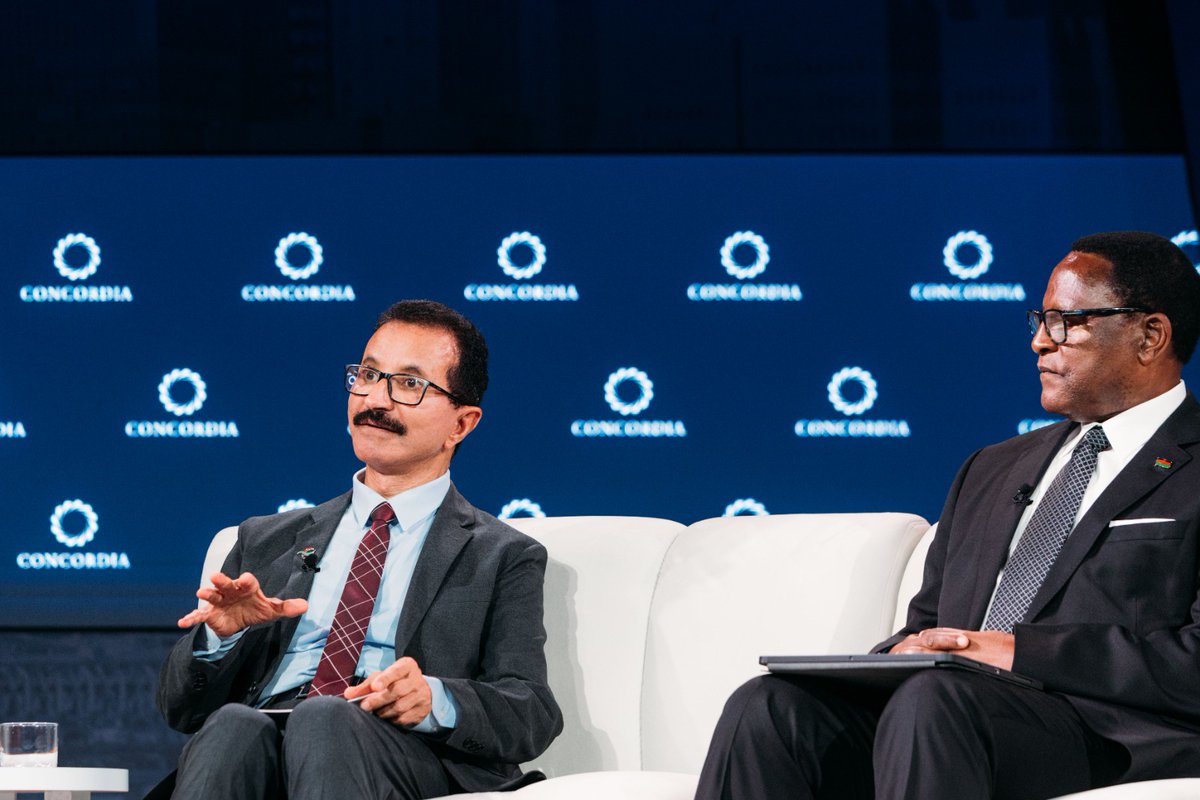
1172;230;1199;271
53;233;102;281
724;498;769;517
499;498;546;519
943;231;993;280
50;499;99;548
497;232;547;280
158;368;208;417
275;233;323;280
721;231;770;280
827;367;878;416
278;499;315;513
604;368;654;416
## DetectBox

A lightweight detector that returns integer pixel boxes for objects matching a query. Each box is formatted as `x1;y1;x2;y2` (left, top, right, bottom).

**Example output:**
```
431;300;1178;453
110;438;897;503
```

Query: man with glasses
157;300;562;800
695;231;1200;799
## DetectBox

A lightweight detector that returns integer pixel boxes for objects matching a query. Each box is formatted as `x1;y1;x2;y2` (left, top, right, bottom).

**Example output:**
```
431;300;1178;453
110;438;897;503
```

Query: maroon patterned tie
309;501;395;696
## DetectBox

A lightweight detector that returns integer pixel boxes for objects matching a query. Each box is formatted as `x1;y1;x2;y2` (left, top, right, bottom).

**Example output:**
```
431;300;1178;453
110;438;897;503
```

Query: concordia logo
241;232;356;302
1018;418;1059;434
0;403;27;439
724;498;769;516
16;499;131;570
464;231;579;302
794;367;911;438
124;368;240;439
571;367;687;438
498;498;547;519
688;231;802;302
1172;230;1199;273
20;233;134;303
910;230;1025;302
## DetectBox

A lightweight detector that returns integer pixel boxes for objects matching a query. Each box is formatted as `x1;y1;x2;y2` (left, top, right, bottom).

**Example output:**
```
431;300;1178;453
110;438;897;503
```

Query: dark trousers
694;670;1127;800
171;697;452;800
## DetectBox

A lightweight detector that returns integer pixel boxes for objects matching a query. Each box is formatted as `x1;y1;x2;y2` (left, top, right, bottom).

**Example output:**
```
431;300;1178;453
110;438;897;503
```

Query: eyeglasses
344;364;462;406
1027;307;1153;344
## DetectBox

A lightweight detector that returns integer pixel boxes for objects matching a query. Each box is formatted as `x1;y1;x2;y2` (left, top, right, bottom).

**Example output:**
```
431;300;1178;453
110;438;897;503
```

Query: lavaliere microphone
297;546;321;573
1012;484;1035;506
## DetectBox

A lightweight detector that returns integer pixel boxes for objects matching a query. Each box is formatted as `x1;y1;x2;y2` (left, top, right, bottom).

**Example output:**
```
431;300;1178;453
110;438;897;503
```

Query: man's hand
176;571;308;637
346;656;433;727
892;627;1015;671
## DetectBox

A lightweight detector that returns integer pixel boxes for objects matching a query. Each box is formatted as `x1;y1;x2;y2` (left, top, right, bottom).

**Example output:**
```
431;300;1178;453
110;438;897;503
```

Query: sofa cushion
893;522;937;633
428;770;698;800
509;516;685;777
639;512;930;774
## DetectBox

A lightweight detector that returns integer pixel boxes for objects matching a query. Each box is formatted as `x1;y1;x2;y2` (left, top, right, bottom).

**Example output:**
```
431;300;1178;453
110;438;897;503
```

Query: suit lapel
275;491;351;644
1025;396;1200;621
964;423;1076;627
393;484;475;655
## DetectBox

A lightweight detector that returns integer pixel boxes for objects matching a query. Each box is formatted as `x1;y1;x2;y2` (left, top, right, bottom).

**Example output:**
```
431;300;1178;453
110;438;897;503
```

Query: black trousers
694;670;1128;800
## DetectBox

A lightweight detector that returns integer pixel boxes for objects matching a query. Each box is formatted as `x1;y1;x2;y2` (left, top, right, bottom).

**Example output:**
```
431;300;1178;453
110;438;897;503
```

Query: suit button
463;738;483;753
248;683;259;697
191;674;207;690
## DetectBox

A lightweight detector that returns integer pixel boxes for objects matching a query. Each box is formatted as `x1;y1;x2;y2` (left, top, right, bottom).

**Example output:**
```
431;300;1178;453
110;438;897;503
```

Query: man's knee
879;669;989;737
727;675;829;715
193;703;278;748
175;703;282;799
283;697;449;798
718;674;850;747
285;696;365;756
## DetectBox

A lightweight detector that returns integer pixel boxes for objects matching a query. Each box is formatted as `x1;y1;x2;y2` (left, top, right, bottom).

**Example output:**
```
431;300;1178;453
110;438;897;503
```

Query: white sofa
200;513;1200;799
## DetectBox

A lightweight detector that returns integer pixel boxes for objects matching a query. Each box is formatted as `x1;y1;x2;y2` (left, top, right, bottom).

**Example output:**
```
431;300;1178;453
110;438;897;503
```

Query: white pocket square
1109;518;1175;527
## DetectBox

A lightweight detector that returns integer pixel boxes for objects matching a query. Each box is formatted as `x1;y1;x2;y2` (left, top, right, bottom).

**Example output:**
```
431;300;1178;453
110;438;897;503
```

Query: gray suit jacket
157;484;563;792
877;393;1200;781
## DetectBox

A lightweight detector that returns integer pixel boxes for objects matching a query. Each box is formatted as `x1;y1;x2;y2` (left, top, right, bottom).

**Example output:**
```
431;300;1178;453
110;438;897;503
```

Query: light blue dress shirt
195;470;460;732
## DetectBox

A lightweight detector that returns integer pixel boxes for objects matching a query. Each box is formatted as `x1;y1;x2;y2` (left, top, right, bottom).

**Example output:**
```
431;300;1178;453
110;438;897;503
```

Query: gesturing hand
347;656;434;727
176;571;308;637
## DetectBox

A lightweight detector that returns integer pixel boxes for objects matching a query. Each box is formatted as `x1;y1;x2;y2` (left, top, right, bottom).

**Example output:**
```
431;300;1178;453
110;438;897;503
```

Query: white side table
0;767;128;800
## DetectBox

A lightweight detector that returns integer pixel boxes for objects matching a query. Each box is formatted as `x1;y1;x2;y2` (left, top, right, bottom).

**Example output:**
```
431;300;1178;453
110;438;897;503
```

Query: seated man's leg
173;703;282;800
875;669;1126;800
695;674;884;800
283;696;451;800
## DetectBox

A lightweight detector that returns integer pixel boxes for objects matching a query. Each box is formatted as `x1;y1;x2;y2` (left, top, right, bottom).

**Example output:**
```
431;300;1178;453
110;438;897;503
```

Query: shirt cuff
408;676;458;732
192;624;246;662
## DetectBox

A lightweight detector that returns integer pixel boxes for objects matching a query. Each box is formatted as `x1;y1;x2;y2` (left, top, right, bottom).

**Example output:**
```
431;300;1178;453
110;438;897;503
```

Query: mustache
353;409;407;436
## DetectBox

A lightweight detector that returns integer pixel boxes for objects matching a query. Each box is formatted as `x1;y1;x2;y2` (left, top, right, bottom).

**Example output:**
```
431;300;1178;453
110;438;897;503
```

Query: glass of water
0;722;58;767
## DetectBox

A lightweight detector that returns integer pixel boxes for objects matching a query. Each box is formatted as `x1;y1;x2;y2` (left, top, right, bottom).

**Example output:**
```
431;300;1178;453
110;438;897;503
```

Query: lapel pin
1154;457;1173;470
297;546;321;573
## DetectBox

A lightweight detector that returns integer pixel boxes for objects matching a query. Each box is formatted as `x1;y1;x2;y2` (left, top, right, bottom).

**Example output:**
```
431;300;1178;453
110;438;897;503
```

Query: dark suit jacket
876;393;1200;781
157;484;563;793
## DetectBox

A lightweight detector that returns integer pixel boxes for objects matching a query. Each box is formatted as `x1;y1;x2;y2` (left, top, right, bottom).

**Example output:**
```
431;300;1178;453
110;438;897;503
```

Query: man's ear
1137;312;1173;365
447;406;483;446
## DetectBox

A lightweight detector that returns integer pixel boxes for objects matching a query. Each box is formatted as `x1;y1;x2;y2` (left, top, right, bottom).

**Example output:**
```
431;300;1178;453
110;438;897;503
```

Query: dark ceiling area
0;0;1187;154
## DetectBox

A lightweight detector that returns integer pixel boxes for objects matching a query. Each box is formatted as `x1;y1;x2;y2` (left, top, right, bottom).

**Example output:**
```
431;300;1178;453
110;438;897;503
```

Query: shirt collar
1074;380;1186;455
350;469;452;532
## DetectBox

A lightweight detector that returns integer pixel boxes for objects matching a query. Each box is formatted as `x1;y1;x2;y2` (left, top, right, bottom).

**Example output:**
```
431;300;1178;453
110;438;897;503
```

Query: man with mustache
156;300;562;799
695;231;1200;799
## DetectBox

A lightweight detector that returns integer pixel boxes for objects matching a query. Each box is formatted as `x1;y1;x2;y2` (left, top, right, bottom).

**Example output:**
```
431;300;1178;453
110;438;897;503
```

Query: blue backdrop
1;155;1196;627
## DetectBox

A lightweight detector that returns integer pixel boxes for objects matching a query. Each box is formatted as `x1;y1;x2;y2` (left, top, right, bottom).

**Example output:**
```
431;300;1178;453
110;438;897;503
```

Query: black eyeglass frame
1026;307;1154;344
344;364;464;406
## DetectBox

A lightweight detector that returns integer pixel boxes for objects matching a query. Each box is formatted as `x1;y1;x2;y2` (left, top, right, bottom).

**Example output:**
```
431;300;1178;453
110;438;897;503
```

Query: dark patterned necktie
309;501;395;696
984;426;1111;633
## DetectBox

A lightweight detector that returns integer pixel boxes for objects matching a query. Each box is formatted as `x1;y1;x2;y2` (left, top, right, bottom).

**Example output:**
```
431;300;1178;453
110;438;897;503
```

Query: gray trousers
172;697;452;800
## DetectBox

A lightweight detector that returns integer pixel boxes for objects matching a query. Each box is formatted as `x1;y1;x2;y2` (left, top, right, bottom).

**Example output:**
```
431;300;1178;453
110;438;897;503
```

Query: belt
258;675;368;709
259;682;312;710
